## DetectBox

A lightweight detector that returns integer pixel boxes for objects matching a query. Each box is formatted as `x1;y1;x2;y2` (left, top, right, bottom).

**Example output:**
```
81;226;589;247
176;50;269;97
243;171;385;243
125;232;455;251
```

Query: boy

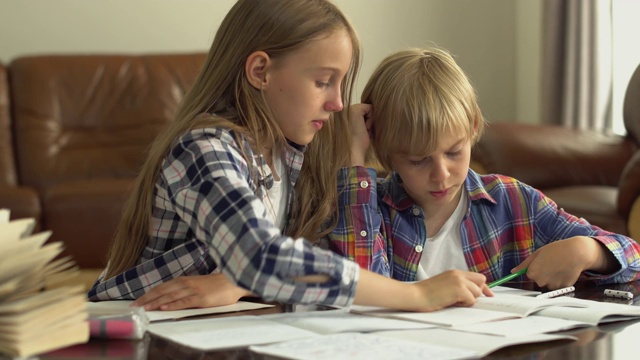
329;47;640;290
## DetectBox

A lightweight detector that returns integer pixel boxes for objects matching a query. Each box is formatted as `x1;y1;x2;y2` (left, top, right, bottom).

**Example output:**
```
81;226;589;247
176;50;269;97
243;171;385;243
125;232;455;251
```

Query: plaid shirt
88;128;359;307
328;166;640;284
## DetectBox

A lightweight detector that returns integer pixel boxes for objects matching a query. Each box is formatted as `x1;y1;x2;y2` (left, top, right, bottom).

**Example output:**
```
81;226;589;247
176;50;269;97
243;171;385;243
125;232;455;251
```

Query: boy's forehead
394;134;469;156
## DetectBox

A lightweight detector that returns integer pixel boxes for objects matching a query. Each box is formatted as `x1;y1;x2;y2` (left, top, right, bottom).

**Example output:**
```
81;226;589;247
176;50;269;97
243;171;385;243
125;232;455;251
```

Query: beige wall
0;0;542;124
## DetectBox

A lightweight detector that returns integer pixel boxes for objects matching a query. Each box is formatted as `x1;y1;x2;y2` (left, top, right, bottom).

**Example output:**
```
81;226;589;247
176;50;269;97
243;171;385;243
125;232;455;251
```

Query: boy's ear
246;51;271;90
472;116;480;141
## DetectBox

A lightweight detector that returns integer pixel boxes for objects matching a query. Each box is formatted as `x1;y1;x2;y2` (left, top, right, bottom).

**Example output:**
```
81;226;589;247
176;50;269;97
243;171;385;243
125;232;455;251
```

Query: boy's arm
531;187;640;285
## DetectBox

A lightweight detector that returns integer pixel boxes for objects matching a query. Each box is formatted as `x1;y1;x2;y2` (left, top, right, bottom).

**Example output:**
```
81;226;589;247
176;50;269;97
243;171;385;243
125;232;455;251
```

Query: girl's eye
316;80;330;88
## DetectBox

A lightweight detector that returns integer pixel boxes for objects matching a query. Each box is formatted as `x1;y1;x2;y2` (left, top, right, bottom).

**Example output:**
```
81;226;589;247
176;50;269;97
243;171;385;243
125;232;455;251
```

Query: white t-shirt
415;193;469;280
264;154;288;231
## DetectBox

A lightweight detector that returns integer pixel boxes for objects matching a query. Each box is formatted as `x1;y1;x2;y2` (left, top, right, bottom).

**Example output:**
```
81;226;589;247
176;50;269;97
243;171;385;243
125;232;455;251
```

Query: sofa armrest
629;198;640;242
472;122;636;189
619;151;640;218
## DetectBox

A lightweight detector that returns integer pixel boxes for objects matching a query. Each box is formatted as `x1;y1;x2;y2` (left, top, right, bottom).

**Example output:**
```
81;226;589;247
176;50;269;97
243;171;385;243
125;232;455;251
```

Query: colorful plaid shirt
328;166;640;284
88;128;359;306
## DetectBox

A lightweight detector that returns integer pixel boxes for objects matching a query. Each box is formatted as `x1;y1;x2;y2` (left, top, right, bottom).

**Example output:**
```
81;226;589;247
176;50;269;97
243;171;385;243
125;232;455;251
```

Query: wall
0;0;542;124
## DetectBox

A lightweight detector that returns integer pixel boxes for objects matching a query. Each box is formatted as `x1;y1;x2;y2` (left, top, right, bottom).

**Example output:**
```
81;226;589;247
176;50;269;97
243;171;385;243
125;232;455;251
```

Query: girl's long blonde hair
105;0;360;279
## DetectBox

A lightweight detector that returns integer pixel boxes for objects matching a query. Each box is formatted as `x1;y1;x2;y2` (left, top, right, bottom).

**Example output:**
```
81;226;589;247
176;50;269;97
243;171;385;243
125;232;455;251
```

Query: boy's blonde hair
361;47;485;172
105;0;360;279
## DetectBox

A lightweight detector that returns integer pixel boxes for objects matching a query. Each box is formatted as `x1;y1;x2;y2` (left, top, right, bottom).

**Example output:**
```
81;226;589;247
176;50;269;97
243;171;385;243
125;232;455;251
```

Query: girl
88;0;491;312
332;47;640;289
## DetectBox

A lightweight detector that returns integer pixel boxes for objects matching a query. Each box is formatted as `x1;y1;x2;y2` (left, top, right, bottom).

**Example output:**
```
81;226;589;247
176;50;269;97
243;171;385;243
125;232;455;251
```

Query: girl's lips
312;120;324;130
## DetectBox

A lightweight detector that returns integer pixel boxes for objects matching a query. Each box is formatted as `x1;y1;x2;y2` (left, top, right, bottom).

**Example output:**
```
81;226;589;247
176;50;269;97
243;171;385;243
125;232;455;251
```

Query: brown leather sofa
471;63;640;242
1;53;207;289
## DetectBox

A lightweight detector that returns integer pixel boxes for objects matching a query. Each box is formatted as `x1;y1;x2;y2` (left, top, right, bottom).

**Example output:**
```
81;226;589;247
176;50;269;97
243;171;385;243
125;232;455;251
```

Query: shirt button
415;245;423;253
359;180;369;188
412;208;421;216
360;230;367;237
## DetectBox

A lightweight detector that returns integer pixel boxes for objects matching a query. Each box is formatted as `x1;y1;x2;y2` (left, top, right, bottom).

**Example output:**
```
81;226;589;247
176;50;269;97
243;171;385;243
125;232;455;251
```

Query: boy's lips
430;187;450;198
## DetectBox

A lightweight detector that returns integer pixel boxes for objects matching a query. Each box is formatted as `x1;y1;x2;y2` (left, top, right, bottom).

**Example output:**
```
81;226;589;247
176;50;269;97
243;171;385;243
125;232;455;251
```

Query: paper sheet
250;332;476;360
148;315;318;350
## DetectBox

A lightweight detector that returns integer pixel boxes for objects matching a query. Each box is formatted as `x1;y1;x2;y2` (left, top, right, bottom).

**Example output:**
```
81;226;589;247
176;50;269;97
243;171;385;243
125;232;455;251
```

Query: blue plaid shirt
88;128;359;306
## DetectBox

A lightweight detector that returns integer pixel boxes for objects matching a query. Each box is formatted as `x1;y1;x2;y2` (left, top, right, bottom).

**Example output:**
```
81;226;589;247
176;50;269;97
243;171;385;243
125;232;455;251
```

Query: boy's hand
348;103;373;166
130;273;254;311
512;236;618;289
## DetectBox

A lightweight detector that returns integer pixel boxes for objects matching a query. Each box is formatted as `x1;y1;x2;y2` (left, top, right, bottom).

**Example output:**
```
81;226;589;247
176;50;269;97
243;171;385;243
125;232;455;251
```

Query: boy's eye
409;159;427;166
447;150;463;157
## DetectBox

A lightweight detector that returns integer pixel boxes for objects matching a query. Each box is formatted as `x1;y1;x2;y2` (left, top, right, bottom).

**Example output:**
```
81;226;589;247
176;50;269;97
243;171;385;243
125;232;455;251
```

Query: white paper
472;294;586;317
148;315;318;350
351;305;521;327
262;309;435;334
250;332;477;360
452;315;591;337
535;297;640;325
351;294;588;327
491;285;541;297
374;328;577;357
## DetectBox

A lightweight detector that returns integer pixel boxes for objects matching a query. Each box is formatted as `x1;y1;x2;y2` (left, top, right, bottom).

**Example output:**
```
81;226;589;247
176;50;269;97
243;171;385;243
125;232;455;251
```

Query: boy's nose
431;161;450;181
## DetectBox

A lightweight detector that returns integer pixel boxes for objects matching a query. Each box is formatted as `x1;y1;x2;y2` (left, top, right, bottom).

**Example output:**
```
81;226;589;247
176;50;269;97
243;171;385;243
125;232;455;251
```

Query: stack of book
0;209;89;358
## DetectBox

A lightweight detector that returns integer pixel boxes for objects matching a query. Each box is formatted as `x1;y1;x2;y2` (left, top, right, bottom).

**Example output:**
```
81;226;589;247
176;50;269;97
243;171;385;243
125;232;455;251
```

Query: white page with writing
451;315;591;337
87;300;274;322
535;297;640;325
250;332;477;360
350;305;520;327
491;285;541;297
262;309;435;334
374;328;577;357
473;294;587;316
148;315;318;350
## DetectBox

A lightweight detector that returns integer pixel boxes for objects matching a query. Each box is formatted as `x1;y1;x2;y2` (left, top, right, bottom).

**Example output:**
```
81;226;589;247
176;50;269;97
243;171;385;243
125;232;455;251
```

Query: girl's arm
353;268;492;312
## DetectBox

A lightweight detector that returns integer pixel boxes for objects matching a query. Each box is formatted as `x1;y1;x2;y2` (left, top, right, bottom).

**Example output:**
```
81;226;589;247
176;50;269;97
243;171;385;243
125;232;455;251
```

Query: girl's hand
512;236;618;289
348;103;373;166
411;270;493;312
130;273;254;311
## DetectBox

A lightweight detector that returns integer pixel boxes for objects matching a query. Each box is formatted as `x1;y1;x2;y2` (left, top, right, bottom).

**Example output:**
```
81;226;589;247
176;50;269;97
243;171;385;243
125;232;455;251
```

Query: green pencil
488;268;528;288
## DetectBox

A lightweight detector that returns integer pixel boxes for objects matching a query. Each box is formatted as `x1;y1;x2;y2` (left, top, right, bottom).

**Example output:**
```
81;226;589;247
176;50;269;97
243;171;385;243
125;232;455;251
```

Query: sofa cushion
42;178;134;269
473;122;636;189
9;53;206;193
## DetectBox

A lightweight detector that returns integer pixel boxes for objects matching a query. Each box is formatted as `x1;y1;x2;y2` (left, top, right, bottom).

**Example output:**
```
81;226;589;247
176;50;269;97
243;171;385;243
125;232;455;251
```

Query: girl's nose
324;90;343;113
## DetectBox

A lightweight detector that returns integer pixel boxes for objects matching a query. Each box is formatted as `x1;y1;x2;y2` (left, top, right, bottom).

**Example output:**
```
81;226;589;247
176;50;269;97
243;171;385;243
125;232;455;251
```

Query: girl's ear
246;51;271;90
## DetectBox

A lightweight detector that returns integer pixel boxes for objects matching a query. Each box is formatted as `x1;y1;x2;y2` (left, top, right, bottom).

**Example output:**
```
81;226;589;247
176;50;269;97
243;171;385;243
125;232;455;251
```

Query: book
351;291;640;328
351;294;585;327
87;299;276;322
0;209;89;358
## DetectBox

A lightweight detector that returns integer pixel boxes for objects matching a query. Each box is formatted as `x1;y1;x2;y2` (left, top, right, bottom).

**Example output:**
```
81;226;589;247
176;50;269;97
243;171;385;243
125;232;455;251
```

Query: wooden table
40;281;640;360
